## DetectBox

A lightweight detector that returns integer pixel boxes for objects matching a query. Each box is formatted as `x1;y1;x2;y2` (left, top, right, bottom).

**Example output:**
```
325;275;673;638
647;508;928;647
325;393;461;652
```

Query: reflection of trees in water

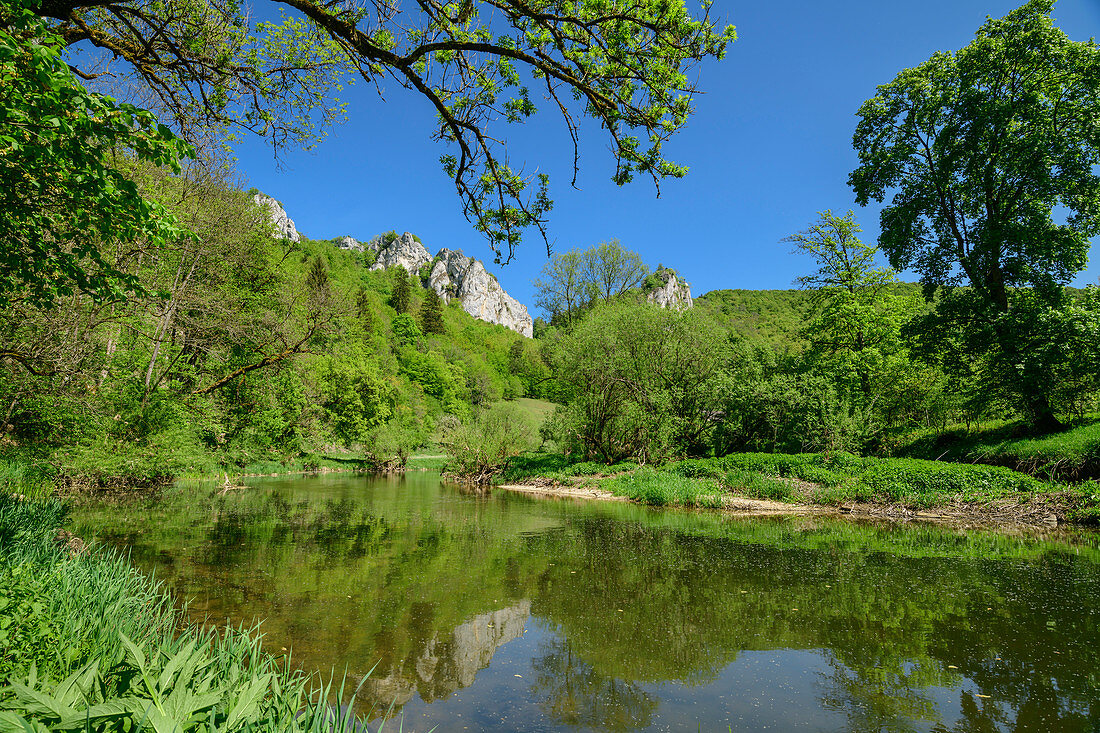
76;486;1100;731
819;659;939;733
529;636;657;732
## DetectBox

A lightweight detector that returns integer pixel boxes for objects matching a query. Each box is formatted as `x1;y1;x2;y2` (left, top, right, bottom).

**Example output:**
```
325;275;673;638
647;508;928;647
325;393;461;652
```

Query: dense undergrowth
0;496;383;731
886;415;1100;481
502;451;1100;524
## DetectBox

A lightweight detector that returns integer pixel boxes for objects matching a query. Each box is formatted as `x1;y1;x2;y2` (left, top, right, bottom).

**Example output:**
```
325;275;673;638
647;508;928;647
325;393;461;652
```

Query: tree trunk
1024;393;1062;434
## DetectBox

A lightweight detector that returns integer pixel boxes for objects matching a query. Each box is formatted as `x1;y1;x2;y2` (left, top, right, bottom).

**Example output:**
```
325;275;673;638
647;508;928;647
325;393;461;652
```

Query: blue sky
234;0;1100;312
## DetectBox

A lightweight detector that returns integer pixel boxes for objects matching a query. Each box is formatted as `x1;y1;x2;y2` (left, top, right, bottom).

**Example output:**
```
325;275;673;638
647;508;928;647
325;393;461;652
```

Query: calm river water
72;471;1100;732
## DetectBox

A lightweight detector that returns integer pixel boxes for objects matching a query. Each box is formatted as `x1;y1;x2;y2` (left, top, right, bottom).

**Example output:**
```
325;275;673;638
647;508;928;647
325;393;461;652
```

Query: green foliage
319;358;394;447
441;403;535;482
390;267;411;313
0;7;191;309
391;313;422;347
788;210;922;410
891;415;1100;482
850;0;1100;428
0;496;380;732
534;240;649;325
507;450;1100;518
601;466;723;508
420;287;446;334
547;301;726;462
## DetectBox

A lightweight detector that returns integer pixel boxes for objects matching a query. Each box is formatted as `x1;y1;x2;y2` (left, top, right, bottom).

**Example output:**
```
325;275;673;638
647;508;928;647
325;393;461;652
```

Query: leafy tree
548;302;726;462
533;249;588;327
849;0;1100;429
581;239;650;301
534;240;651;326
390;268;411;314
40;0;736;259
0;4;190;314
391;313;421;347
787;211;918;408
420;287;445;335
440;403;533;482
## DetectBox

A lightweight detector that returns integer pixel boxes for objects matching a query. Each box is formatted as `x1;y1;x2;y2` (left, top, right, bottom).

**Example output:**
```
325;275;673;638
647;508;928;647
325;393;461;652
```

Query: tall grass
0;457;56;500
0;495;387;731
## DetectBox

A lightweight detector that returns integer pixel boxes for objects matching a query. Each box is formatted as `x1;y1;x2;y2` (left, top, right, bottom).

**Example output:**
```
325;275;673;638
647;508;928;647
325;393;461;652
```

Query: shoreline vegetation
496;452;1100;527
0;496;384;732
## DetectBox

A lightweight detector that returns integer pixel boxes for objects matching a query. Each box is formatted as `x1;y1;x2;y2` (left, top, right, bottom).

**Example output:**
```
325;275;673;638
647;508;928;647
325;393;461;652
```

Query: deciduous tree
37;0;736;260
849;0;1100;429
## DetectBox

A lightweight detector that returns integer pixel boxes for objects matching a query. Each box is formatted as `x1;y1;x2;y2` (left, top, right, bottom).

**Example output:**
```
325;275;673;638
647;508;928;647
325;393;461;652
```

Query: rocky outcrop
367;232;433;276
253;194;300;242
333;236;364;252
429;249;534;337
646;268;693;310
252;192;535;336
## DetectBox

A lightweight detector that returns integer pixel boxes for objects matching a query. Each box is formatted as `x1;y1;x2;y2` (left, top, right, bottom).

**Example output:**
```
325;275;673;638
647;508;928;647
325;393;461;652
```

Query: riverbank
1;452;448;501
499;452;1100;526
886;415;1100;482
0;494;378;731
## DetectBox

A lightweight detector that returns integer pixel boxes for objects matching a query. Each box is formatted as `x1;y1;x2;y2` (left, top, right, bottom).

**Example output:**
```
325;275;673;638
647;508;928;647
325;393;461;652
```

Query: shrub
441;403;534;483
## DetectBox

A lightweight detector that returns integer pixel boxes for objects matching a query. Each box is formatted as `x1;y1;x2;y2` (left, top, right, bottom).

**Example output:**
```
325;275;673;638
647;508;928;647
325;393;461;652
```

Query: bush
441;403;534;483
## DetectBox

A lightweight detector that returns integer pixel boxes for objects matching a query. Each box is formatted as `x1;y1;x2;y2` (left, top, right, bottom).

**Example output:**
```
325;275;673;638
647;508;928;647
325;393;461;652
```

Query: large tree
849;0;1100;429
33;0;736;262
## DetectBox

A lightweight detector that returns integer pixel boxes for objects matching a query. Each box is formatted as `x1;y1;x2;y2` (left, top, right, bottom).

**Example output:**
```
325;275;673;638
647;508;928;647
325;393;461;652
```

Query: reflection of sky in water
72;474;1100;733
395;633;963;733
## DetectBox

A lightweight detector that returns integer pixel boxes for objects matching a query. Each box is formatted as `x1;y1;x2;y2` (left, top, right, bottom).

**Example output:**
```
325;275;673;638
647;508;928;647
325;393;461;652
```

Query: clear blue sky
234;0;1100;312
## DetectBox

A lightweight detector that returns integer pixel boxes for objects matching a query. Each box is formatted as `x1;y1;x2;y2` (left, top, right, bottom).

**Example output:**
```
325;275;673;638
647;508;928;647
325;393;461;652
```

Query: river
71;471;1100;732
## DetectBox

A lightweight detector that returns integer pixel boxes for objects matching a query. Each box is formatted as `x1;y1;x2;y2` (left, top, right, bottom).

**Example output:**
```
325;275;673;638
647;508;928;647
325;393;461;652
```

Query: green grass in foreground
503;452;1100;524
888;415;1100;481
0;496;388;731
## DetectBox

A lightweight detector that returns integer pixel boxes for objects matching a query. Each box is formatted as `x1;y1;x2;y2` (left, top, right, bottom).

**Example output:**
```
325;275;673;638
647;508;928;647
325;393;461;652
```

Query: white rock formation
367;232;433;275
333;236;364;252
647;269;693;310
252;190;537;336
252;194;300;242
429;248;534;337
362;601;531;707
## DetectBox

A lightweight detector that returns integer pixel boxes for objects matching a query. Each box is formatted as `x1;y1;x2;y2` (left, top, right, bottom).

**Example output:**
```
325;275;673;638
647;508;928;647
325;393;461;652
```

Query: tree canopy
37;0;736;261
0;3;191;313
849;0;1100;308
848;0;1100;428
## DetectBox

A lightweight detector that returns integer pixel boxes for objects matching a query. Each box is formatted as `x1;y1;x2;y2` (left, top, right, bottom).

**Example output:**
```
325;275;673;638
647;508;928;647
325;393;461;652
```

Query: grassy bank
887;416;1100;482
0;495;381;731
502;452;1100;525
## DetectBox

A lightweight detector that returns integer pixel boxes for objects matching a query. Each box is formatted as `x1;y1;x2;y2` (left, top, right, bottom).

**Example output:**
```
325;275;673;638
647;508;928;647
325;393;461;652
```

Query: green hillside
696;282;926;346
0;170;558;492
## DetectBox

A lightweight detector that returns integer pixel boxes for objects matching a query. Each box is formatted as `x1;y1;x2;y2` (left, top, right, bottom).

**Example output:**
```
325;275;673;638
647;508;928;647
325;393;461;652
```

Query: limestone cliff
252;194;300;242
429;249;534;338
252;194;534;337
646;267;693;310
333;235;364;252
367;232;433;275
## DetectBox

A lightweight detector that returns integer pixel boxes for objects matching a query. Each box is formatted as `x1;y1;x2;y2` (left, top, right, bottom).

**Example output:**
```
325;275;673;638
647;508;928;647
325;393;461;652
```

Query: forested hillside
696;284;923;347
0;164;555;491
